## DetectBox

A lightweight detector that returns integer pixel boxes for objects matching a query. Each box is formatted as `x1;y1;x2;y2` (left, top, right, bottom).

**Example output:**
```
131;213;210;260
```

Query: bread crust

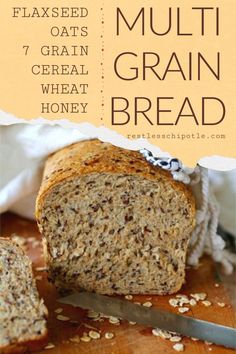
36;140;195;220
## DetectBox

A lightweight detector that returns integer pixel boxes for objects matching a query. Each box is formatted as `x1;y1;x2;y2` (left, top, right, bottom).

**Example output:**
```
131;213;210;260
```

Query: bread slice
36;140;195;295
0;238;48;353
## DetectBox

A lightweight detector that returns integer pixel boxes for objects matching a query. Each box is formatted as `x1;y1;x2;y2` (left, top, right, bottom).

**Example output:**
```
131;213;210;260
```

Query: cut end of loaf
0;238;48;353
36;141;195;295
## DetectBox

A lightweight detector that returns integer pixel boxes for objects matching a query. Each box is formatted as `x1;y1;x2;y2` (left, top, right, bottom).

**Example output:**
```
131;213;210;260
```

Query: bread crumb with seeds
36;140;196;297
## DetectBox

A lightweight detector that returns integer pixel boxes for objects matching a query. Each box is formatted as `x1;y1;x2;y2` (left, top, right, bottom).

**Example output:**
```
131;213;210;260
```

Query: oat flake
105;332;114;339
173;343;184;351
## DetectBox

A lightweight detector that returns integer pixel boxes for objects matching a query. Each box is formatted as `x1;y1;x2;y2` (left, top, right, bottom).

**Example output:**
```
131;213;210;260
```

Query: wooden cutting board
1;212;235;354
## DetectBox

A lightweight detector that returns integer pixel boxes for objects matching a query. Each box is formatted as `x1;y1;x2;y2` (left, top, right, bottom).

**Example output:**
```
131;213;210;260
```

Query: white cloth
209;170;236;237
0;124;91;219
0;124;235;240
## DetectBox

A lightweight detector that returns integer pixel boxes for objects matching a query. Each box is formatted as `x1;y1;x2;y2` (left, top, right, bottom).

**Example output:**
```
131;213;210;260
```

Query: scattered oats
109;316;120;324
173;343;184;351
169;299;179;307
217;302;226;307
189;299;197;306
35;266;47;272
208;348;212;351
179;299;190;306
100;313;111;319
143;301;152;308
152;328;160;337
191;337;199;341
56;315;70;321
205;341;213;345
125;295;133;300
190;293;207;301
80;335;91;342
87;310;100;319
158;330;172;339
202;301;212;307
129;321;136;325
35;275;42;281
105;332;114;339
134;302;141;305
12;235;27;247
44;343;55;349
215;283;220;287
176;295;188;300
170;336;182;342
54;308;63;314
69;335;80;343
89;330;101;339
178;307;189;313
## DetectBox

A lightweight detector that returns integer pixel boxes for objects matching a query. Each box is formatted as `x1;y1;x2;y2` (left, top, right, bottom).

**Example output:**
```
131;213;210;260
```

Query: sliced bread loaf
0;238;48;353
36;140;196;295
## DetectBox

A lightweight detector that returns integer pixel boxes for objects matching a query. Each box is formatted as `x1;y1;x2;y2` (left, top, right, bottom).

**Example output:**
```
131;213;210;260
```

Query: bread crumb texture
0;238;48;353
36;140;196;295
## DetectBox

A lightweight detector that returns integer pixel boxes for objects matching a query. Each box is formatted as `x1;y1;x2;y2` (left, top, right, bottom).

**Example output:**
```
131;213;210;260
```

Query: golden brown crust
0;330;48;354
36;140;195;220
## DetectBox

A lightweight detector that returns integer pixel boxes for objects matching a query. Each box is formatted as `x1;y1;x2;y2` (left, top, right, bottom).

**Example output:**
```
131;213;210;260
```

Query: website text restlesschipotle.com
127;132;226;141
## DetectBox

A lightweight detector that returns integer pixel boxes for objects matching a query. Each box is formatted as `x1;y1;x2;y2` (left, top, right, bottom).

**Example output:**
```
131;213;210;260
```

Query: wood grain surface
0;212;235;354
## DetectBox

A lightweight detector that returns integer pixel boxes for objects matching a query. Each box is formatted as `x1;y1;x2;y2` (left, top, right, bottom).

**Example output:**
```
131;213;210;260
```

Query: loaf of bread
36;140;195;295
0;238;48;353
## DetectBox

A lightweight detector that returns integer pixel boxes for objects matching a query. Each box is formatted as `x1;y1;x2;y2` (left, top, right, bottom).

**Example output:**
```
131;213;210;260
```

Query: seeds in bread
36;140;195;295
0;238;48;353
